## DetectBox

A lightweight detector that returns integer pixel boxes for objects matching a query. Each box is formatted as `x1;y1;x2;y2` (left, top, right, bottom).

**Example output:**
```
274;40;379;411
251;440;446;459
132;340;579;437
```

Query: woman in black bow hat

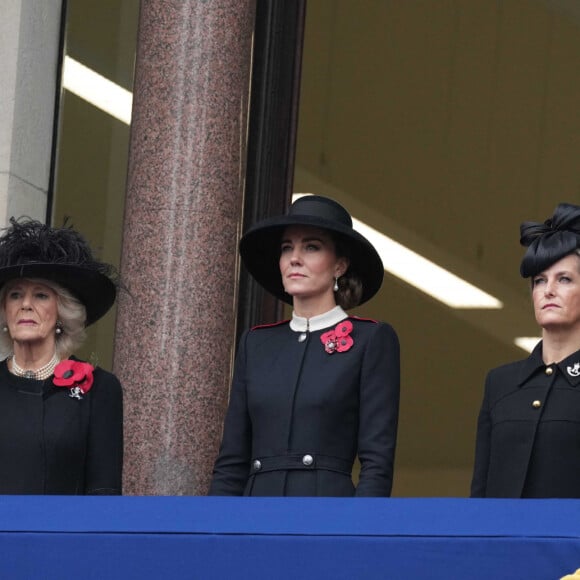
471;202;580;498
209;195;400;497
0;218;123;494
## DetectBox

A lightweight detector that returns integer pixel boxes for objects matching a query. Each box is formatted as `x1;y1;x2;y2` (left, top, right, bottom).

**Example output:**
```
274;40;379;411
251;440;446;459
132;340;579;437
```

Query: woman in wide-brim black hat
471;202;580;498
0;217;123;495
209;195;400;497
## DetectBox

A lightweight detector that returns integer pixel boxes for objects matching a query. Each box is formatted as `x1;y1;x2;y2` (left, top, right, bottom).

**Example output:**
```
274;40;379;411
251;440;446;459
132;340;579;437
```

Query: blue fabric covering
0;497;579;579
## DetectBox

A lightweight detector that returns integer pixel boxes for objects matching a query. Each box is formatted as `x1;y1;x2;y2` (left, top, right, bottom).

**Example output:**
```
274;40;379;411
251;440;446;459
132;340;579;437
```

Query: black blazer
0;358;123;494
471;343;580;498
209;316;400;497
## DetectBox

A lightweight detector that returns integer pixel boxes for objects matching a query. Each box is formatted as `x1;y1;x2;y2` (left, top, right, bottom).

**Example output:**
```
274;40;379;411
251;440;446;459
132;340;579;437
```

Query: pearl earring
55;321;63;335
333;277;339;292
2;326;7;333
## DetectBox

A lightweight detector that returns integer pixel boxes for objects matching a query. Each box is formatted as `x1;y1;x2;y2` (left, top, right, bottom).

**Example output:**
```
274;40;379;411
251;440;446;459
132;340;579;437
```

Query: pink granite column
114;0;256;495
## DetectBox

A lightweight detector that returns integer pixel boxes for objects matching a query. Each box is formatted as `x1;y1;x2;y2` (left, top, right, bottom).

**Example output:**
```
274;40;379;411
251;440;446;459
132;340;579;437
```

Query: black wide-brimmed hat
0;218;118;325
520;202;580;278
239;195;384;305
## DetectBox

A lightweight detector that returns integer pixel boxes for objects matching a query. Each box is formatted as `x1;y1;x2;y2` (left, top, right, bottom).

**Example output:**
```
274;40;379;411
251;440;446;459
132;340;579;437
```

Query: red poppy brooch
320;320;354;354
53;360;94;400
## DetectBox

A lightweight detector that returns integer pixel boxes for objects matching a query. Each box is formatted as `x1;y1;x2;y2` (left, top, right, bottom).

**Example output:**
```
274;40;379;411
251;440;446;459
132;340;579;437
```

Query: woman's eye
306;244;320;251
560;276;571;283
280;245;292;253
533;278;545;286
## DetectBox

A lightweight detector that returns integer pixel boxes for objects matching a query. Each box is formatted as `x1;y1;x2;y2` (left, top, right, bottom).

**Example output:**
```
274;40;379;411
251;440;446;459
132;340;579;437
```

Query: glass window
295;0;580;496
52;1;140;369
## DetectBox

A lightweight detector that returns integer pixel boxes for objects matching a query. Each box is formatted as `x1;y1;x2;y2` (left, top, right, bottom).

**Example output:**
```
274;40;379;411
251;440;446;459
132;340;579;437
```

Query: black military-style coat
0;358;123;494
471;343;580;498
209;308;400;497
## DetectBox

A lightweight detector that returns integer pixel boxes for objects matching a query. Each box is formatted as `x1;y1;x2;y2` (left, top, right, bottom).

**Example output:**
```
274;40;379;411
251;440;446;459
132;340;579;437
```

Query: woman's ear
336;257;349;278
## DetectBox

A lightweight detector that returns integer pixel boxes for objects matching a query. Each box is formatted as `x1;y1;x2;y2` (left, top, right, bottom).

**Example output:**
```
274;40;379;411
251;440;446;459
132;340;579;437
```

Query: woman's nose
544;280;555;296
290;250;302;265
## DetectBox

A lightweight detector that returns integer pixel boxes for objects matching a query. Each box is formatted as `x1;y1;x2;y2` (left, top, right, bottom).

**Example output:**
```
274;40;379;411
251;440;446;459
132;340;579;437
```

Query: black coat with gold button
209;316;400;497
471;343;580;498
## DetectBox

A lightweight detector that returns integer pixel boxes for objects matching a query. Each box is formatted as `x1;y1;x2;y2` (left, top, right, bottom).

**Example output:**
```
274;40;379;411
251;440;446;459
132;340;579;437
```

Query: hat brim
240;214;384;306
0;263;117;326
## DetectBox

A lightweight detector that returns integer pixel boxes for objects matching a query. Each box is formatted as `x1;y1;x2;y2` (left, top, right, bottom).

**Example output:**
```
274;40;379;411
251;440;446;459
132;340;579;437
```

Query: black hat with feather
520;203;580;278
0;218;118;325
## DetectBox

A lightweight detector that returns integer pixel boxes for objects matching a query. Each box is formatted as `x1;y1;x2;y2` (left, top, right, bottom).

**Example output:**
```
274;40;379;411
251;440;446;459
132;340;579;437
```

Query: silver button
302;454;314;466
253;459;262;471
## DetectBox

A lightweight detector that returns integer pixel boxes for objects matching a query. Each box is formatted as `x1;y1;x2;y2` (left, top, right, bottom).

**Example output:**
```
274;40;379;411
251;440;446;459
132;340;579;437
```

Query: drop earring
2;326;7;333
333;277;339;292
55;321;63;335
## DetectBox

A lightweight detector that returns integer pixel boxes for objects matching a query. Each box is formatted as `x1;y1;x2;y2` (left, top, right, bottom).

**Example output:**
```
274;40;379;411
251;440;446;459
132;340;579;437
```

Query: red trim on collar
250;319;290;331
349;315;378;324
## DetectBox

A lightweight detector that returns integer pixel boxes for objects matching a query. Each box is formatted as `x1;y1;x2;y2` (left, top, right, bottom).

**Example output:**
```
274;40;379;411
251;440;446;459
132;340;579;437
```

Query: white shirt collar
289;306;348;332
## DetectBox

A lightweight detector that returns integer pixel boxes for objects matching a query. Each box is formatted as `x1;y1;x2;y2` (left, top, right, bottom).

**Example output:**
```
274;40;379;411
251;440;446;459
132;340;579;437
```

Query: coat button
253;459;262;471
302;454;314;466
532;400;542;409
545;367;553;375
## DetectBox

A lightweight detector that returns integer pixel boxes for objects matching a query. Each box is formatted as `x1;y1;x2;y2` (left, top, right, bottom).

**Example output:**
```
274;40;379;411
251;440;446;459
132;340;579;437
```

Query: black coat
0;358;123;494
471;343;580;498
209;314;400;497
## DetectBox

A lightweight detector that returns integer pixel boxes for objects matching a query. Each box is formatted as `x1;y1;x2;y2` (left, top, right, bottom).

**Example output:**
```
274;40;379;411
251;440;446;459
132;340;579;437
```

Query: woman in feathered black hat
209;195;400;496
471;202;580;498
0;217;123;494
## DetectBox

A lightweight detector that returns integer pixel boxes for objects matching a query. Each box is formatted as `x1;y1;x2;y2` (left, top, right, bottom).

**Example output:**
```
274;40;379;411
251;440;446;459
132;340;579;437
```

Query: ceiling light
62;56;132;125
514;337;540;353
292;193;503;309
354;220;502;308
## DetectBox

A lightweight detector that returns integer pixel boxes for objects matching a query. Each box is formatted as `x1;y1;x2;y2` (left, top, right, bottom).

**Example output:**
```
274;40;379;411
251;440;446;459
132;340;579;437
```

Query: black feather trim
0;217;119;286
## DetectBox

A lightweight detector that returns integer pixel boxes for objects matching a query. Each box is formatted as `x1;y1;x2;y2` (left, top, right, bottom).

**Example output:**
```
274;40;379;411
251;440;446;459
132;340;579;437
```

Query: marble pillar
115;0;256;495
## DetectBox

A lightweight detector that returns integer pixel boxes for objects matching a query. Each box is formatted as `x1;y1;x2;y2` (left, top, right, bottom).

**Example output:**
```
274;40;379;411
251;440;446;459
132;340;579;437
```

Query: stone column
114;0;256;495
0;0;63;224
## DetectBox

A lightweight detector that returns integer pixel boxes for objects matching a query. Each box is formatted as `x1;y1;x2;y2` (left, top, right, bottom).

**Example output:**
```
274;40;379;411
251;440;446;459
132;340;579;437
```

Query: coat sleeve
84;370;124;495
355;322;400;497
470;372;492;497
208;330;252;495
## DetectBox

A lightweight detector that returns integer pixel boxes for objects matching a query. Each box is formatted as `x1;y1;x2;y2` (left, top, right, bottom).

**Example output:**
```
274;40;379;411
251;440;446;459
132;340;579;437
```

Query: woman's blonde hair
0;278;87;359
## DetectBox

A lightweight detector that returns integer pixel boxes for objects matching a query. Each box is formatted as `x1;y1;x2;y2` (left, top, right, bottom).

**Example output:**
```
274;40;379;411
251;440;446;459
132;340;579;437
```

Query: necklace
11;351;60;380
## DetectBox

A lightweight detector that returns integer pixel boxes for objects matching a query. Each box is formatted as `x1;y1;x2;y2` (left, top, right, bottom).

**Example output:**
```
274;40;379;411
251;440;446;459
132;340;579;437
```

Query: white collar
289;306;348;332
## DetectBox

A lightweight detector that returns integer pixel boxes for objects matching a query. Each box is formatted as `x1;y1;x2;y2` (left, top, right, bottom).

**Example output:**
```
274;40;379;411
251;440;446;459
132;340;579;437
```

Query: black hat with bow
520;203;580;278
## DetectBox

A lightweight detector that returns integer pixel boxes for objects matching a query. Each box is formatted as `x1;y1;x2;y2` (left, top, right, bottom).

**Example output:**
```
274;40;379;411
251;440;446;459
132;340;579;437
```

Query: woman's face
532;253;580;331
3;280;59;347
279;225;348;303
